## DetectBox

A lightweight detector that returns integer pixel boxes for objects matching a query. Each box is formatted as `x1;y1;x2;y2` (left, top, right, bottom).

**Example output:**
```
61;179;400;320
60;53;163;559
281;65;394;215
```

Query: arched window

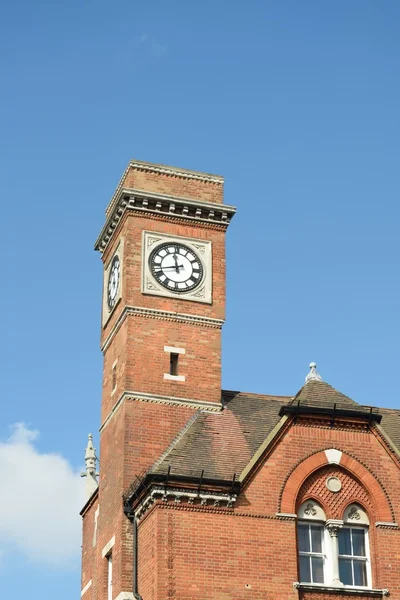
297;501;327;584
297;501;372;588
338;504;371;588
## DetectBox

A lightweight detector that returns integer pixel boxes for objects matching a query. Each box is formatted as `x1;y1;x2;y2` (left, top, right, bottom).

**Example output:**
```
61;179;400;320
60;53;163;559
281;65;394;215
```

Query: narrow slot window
112;365;117;392
170;353;179;376
107;553;113;600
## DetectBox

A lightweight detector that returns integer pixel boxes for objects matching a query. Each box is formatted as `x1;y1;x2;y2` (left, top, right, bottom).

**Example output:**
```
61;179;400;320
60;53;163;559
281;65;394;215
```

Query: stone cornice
101;305;224;353
95;187;236;252
106;160;224;217
133;485;237;521
100;390;222;432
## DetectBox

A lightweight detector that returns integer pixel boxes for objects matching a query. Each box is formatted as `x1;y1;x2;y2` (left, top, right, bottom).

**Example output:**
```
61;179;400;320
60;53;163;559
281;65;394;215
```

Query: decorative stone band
293;583;389;596
134;485;237;521
100;390;222;432
101;305;224;353
106;160;224;218
96;187;236;252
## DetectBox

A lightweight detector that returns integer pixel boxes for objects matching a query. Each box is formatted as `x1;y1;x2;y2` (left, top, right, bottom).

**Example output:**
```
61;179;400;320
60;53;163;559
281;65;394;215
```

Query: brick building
80;160;400;600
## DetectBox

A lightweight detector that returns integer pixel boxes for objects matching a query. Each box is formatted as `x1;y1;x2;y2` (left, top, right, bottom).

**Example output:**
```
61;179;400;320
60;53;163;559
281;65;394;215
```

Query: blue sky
1;1;399;597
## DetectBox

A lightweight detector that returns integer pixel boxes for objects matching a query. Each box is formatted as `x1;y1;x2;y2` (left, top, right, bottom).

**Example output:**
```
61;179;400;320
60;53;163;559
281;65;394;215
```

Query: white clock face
149;243;203;292
107;255;120;309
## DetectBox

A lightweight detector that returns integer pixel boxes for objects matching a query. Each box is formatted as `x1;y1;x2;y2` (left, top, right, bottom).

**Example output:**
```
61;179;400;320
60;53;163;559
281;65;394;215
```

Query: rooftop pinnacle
305;362;322;383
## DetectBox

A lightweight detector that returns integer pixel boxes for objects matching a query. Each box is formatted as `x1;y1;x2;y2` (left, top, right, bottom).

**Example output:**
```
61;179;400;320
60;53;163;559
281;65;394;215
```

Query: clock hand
173;253;180;273
155;265;184;272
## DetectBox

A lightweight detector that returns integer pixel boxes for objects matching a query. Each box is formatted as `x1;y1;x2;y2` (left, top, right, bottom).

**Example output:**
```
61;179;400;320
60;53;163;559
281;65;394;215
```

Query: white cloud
0;423;85;567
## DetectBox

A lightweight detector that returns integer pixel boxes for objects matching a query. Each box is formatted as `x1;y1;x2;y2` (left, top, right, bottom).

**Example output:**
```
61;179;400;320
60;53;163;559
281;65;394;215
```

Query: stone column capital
325;519;344;538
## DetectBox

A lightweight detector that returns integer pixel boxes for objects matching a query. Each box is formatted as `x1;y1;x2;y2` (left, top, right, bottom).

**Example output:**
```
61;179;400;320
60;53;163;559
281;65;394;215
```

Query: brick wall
132;417;400;600
121;164;224;204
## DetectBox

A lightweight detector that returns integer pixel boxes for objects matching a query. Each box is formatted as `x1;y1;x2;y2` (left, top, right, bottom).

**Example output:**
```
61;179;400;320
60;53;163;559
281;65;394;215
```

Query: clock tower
81;160;236;600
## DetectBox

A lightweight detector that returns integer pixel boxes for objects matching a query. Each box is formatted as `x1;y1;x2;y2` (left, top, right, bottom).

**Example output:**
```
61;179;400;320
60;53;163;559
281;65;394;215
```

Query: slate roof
136;380;400;488
379;408;400;451
289;379;359;410
151;392;290;481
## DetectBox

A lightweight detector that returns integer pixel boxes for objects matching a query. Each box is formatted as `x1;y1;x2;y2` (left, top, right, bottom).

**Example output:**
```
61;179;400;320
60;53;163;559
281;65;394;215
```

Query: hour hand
173;253;180;273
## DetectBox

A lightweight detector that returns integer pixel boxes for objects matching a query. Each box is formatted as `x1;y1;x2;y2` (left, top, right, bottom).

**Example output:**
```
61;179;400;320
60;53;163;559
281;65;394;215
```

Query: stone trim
375;521;399;529
325;448;342;464
164;346;185;354
293;583;389;596
164;373;185;382
100;391;221;432
114;593;135;600
134;485;237;521
106;160;224;217
275;512;297;520
101;535;115;558
81;579;92;597
101;306;224;353
93;505;99;547
96;187;235;252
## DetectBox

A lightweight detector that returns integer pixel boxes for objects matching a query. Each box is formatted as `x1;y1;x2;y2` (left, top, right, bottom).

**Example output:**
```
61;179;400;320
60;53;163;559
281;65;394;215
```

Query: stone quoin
80;160;400;600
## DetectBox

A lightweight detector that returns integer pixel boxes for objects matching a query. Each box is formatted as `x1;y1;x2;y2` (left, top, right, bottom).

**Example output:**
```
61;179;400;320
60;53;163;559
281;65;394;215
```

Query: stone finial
305;362;322;383
81;434;99;499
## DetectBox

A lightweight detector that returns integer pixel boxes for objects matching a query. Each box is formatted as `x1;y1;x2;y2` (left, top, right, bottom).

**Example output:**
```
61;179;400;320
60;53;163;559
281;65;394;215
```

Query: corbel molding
133;485;237;521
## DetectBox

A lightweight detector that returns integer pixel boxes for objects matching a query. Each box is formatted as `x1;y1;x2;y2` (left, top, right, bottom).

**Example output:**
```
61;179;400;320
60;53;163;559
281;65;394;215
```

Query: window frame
296;501;372;590
297;521;327;584
338;525;372;589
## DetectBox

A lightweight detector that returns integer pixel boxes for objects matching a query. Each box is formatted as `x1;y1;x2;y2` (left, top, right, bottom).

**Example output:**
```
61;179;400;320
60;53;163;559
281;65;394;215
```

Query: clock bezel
102;239;124;327
149;242;204;294
142;231;212;304
107;254;121;309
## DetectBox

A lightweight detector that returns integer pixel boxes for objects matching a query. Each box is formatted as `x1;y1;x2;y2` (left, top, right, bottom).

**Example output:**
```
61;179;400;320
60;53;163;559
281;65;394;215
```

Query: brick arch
280;450;392;522
296;464;375;521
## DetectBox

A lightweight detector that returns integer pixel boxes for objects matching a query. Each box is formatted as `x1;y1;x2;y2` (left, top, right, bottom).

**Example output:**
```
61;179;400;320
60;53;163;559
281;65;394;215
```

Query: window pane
353;560;367;586
298;525;310;552
352;529;366;557
299;555;311;582
339;528;352;555
339;558;353;585
311;556;324;583
311;525;322;553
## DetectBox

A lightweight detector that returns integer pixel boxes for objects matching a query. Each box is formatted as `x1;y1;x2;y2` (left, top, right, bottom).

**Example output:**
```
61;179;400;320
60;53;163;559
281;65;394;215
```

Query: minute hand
155;265;184;272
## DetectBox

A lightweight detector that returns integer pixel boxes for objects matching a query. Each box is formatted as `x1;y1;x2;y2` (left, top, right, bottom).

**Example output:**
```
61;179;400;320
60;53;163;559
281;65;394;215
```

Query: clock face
149;243;203;292
107;255;120;309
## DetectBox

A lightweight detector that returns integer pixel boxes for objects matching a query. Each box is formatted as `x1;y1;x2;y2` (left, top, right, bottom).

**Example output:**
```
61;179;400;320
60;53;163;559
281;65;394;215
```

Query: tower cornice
106;159;225;218
95;187;236;253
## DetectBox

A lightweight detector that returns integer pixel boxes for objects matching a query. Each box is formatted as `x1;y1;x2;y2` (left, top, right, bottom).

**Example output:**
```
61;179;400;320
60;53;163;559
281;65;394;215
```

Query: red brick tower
80;160;236;600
